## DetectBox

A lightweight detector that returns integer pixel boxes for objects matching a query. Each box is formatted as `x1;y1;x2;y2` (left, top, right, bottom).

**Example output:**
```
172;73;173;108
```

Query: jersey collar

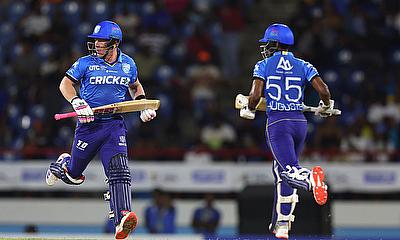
273;51;293;57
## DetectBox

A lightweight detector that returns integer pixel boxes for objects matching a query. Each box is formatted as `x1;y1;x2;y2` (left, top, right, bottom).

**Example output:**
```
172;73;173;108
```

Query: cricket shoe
270;221;289;240
115;211;138;239
310;166;328;205
45;153;70;186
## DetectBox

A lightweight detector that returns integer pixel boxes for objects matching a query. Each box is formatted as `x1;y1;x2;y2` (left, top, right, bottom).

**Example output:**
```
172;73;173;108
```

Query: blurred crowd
291;0;400;162
1;0;400;162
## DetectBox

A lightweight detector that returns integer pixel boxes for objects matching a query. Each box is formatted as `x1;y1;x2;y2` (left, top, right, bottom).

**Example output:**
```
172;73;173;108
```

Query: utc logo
89;65;101;71
277;57;293;70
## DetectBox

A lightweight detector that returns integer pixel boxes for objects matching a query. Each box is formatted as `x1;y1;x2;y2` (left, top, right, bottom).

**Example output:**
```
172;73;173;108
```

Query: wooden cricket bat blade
54;99;161;120
104;99;160;114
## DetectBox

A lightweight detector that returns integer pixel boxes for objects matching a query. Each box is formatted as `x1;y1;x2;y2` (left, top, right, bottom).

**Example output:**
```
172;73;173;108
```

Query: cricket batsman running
238;23;332;239
45;21;156;239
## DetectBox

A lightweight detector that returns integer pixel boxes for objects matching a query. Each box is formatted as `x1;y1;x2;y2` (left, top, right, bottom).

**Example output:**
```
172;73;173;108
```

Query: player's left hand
240;106;256;120
315;99;334;117
140;109;156;122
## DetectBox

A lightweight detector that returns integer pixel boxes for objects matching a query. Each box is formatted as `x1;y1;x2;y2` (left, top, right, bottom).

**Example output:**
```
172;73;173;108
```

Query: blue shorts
266;111;307;171
67;117;128;178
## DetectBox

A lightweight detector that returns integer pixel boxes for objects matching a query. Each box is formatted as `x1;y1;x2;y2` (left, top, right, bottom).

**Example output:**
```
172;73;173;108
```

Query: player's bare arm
239;78;264;120
311;76;335;117
128;79;146;100
59;76;78;102
129;79;156;122
60;76;94;123
248;78;264;110
311;76;331;106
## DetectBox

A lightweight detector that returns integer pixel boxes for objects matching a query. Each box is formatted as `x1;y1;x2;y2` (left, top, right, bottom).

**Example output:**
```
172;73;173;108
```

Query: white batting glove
236;94;249;109
240;106;256;120
140;109;156;122
315;99;334;118
237;94;255;120
71;97;94;123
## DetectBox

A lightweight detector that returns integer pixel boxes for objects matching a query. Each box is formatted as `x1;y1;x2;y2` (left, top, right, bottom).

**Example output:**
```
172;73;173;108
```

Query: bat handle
54;112;78;120
333;109;342;115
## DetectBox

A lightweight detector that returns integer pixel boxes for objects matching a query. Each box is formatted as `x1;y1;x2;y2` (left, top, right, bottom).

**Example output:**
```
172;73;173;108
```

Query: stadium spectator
191;193;221;235
145;189;176;233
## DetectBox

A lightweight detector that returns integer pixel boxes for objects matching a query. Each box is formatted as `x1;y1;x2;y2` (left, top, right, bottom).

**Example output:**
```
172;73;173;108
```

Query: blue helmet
259;23;294;45
88;20;122;42
87;21;122;57
259;23;294;59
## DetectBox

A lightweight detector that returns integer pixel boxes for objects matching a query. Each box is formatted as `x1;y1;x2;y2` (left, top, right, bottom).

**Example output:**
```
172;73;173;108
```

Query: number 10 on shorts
76;139;89;151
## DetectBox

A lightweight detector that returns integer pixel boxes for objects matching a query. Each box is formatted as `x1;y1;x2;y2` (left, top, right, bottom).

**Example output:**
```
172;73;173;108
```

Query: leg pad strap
276;190;298;223
50;162;85;185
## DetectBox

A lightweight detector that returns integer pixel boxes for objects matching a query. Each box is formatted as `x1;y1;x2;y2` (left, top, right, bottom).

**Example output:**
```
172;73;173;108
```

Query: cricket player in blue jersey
45;21;156;239
239;23;332;239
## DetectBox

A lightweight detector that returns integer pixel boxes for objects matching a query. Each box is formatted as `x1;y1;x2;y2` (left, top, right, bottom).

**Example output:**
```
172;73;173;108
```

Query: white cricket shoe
45;169;58;186
271;221;289;239
45;153;71;186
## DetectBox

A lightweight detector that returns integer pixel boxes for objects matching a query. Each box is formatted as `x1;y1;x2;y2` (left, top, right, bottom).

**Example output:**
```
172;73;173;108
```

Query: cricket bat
54;99;161;120
235;94;341;115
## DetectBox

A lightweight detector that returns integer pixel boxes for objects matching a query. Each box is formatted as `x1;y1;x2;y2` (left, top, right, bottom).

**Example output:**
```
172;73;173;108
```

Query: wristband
70;96;80;103
135;95;146;100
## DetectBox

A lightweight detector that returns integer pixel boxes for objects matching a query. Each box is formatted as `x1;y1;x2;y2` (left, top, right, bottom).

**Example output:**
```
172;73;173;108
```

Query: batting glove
140;109;156;122
315;99;334;118
240;106;256;120
236;94;249;109
71;97;94;123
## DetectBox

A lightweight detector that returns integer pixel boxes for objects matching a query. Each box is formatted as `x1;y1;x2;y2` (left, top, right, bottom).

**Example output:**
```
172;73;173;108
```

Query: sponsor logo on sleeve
72;60;79;69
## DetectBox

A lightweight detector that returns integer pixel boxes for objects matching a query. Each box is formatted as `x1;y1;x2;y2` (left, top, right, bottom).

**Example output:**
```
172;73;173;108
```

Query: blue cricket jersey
253;51;318;113
66;49;137;108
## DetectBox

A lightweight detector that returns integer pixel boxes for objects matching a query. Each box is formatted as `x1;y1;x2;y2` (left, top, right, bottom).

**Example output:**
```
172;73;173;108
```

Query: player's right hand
140;109;156;122
240;106;256;120
315;99;334;117
71;97;94;123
